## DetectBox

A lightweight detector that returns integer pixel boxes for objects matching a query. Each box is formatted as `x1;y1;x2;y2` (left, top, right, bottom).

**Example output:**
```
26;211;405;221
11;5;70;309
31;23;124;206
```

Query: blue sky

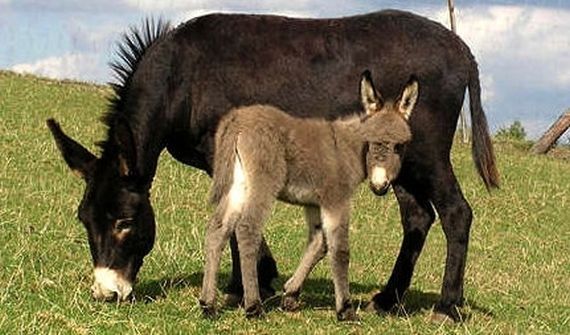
1;0;569;138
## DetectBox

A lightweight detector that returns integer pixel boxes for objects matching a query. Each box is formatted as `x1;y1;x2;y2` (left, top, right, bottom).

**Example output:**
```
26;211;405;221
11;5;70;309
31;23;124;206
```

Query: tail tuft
468;60;500;190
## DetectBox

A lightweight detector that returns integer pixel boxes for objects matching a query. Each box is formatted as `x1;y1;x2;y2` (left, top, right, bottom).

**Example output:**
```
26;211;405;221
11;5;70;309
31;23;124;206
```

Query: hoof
364;300;381;313
337;301;359;322
430;311;456;324
199;300;218;319
431;303;467;323
245;301;264;319
223;293;243;307
281;293;302;312
432;303;464;323
370;291;398;312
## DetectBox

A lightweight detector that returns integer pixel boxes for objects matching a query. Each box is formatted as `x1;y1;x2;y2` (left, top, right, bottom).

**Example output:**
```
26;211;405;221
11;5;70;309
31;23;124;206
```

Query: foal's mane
100;18;172;148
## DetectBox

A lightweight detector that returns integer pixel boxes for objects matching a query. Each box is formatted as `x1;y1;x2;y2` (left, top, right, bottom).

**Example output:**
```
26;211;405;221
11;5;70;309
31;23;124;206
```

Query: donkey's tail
209;114;239;205
468;59;500;189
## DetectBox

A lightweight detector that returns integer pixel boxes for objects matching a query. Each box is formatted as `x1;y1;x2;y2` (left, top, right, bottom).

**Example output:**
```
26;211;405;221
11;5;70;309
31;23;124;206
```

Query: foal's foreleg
282;206;327;311
199;204;234;317
322;205;357;321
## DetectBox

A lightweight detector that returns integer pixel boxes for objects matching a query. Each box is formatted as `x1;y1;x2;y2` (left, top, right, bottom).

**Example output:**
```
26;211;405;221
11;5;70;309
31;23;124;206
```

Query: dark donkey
47;10;499;321
201;72;417;320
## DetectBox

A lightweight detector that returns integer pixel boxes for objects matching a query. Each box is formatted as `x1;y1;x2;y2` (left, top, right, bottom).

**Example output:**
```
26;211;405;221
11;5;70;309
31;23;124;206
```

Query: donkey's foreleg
369;183;435;314
322;205;357;321
199;206;234;317
282;206;327;312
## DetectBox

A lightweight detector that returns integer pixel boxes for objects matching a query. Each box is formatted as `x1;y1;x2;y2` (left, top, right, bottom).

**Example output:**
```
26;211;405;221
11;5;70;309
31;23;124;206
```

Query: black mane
104;18;171;131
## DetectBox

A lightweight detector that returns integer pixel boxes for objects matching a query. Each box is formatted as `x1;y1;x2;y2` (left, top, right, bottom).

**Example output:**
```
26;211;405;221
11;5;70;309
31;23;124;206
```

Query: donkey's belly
277;184;319;206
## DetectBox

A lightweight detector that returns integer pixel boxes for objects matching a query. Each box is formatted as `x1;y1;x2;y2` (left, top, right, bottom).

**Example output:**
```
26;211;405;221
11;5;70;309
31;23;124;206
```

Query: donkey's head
359;71;418;196
47;119;155;302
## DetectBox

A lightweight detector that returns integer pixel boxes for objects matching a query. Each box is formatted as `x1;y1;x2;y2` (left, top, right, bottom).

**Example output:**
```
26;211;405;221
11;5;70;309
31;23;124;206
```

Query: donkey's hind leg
199;201;235;317
322;204;357;321
282;205;327;312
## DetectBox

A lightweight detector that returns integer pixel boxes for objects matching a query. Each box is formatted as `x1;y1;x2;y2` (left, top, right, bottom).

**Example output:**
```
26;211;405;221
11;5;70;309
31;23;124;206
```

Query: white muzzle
91;267;133;301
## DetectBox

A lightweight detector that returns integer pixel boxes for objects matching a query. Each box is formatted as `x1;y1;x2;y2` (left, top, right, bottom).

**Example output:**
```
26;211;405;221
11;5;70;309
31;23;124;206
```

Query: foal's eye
394;144;404;153
115;218;134;231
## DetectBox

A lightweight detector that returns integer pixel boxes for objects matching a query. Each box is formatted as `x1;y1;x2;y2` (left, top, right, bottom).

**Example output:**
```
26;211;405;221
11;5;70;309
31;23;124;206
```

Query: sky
1;0;569;138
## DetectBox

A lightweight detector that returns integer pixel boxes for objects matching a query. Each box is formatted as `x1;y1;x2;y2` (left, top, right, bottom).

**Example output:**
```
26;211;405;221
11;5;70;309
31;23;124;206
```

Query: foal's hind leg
235;202;273;318
322;204;357;321
225;235;277;306
282;205;327;312
369;182;435;313
199;202;235;317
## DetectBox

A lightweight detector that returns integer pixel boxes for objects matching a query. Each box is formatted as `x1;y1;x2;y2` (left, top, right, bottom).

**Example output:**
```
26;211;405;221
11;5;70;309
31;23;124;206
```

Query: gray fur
200;73;418;320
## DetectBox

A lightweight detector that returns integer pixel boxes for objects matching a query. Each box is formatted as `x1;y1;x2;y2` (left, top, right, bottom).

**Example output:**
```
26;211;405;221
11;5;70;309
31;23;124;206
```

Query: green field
1;71;569;334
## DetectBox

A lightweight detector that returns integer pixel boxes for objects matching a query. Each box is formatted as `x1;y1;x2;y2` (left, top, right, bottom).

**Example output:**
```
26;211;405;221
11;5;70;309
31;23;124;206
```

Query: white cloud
123;0;311;12
428;5;570;91
67;19;123;53
10;53;105;82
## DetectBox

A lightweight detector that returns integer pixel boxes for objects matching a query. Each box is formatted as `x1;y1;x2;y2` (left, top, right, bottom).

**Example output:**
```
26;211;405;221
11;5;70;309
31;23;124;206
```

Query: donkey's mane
102;19;172;136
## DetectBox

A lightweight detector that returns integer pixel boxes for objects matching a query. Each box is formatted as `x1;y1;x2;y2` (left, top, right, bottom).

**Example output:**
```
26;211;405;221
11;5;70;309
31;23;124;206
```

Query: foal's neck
330;115;368;148
326;115;368;181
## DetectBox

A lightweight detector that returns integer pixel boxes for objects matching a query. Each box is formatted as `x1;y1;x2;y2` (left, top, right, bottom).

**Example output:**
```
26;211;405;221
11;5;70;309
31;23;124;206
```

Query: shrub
496;120;527;141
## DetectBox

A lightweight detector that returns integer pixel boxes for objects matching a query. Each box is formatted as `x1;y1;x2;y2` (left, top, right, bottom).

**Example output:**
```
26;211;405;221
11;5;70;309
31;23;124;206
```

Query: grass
1;70;569;334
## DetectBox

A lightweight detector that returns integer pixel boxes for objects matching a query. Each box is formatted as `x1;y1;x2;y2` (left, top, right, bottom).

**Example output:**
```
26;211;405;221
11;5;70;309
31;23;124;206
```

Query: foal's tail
468;60;500;189
209;114;239;205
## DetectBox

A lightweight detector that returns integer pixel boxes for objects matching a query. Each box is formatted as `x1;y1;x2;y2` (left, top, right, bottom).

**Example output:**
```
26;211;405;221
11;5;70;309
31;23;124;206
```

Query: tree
496;120;527;142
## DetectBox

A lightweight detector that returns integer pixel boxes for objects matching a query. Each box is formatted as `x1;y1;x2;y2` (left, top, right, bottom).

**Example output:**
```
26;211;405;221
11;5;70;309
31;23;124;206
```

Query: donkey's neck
101;95;175;187
102;28;176;187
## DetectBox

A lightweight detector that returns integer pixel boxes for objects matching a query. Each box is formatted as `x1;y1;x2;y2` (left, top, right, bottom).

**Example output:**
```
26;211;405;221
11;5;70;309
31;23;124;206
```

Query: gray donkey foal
200;72;419;320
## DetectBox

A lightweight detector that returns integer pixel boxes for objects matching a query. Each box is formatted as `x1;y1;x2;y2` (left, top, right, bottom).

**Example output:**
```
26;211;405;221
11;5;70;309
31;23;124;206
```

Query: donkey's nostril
105;291;119;302
370;182;390;196
91;284;120;302
92;267;133;302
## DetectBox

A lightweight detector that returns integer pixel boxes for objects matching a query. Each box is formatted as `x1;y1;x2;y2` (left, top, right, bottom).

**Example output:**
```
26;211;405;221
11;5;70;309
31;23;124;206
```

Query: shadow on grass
134;272;203;302
134;271;492;320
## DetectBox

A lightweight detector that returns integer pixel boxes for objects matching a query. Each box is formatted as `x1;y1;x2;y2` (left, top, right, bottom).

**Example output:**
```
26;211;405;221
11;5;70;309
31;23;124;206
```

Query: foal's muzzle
369;182;390;196
369;167;391;196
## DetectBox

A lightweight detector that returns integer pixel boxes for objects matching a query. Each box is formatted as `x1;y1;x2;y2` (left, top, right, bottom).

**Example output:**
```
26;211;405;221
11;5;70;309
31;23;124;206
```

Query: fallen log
531;109;570;154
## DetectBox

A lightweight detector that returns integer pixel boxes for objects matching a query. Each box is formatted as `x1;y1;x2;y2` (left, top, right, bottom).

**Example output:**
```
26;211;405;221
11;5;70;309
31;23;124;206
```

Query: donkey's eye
115;218;134;231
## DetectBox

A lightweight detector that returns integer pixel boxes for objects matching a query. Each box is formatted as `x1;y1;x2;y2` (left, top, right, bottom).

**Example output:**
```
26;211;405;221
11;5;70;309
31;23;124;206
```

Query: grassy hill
1;71;569;334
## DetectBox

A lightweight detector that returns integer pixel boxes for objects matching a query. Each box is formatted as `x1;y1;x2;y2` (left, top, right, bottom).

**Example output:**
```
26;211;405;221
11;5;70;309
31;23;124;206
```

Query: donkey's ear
360;70;384;115
47;119;97;180
397;76;419;120
113;118;137;177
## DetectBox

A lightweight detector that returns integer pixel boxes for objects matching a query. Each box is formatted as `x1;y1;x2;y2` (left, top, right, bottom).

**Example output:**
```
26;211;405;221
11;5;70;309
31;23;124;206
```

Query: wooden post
531;109;570;154
447;0;469;144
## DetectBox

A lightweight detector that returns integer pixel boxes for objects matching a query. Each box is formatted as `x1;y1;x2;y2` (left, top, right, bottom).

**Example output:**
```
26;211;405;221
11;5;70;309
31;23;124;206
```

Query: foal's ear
47;119;97;180
397;76;419;120
113;118;137;177
360;70;384;115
